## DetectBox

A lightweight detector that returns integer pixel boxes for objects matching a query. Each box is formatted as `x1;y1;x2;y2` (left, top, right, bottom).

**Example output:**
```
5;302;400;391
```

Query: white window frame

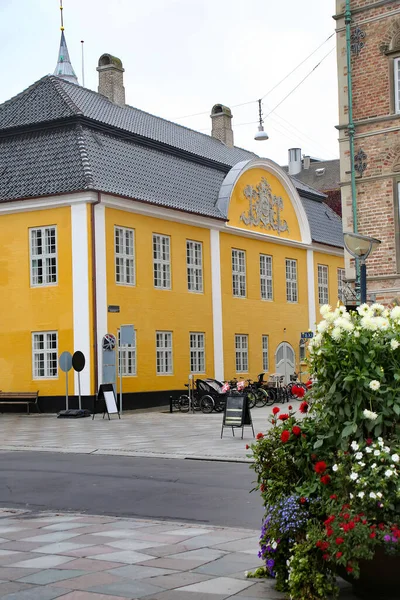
190;332;205;374
285;258;298;303
235;334;248;373
318;264;329;305
187;240;203;293
395;57;400;114
153;234;171;289
32;331;58;379
115;226;135;286
299;339;306;363
337;267;346;303
262;335;269;372
29;226;57;287
117;329;137;376
232;249;246;297
156;331;173;375
260;254;273;300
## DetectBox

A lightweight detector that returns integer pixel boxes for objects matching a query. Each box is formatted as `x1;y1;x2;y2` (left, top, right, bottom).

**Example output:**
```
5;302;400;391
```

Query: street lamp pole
343;232;381;306
360;259;367;305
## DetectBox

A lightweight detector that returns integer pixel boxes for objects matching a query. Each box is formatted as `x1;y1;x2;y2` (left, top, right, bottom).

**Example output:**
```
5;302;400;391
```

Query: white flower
385;469;393;477
349;493;354;499
332;464;338;472
371;303;385;315
334;317;354;332
313;333;323;347
361;316;377;331
373;450;380;456
366;447;372;453
369;492;377;499
391;454;399;463
357;303;371;316
320;304;332;317
351;441;359;451
375;316;390;331
355;451;363;460
390;339;400;350
359;462;365;467
272;541;277;550
363;409;378;420
371;463;377;469
369;380;380;391
358;491;365;498
384;446;390;453
353;330;360;338
350;471;359;481
317;320;329;334
390;306;400;321
331;327;342;341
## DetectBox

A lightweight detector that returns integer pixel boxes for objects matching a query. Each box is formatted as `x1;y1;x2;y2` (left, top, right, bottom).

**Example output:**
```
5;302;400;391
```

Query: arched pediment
217;158;312;244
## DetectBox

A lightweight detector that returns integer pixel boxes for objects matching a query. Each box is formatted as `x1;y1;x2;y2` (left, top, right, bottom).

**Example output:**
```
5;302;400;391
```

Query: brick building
335;0;400;304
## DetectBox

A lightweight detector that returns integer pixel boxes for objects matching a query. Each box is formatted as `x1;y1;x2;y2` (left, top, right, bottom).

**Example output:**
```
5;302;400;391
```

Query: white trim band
210;229;224;381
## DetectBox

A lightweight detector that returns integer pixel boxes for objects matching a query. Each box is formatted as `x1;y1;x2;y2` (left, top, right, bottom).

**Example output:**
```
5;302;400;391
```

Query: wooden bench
0;391;40;414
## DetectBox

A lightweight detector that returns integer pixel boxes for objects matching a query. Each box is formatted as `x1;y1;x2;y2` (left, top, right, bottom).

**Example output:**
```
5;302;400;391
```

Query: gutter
90;192;101;396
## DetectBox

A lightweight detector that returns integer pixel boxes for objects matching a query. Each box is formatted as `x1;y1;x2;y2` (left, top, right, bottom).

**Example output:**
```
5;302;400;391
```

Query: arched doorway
275;342;295;384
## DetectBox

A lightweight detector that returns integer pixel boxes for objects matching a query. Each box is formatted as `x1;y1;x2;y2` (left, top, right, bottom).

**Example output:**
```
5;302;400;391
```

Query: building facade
0;41;344;410
335;0;400;303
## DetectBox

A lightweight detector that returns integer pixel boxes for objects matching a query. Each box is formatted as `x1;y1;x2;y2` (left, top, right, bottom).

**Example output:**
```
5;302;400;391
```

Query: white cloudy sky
1;0;339;165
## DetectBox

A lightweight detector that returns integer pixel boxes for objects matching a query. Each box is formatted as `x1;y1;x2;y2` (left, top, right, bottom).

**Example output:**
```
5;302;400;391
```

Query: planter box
338;547;399;599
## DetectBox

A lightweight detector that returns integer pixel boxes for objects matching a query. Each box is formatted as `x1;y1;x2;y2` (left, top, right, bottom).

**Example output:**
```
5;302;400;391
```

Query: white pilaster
210;229;224;381
307;249;317;331
71;203;91;395
94;203;108;383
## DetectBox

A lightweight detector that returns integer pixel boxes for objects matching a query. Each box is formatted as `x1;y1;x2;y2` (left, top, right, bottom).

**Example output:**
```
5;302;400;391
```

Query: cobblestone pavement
0;404;286;462
0;508;355;600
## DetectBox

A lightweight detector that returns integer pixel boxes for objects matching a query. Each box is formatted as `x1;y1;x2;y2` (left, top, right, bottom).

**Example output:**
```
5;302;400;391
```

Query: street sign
72;351;86;410
120;325;134;346
59;351;73;411
301;332;314;339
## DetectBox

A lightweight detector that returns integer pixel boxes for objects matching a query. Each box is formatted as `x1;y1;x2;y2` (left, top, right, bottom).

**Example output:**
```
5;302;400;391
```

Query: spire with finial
53;1;78;85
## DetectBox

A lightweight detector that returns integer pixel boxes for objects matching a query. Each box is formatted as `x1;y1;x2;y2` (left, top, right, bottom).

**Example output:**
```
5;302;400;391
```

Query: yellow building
0;41;344;410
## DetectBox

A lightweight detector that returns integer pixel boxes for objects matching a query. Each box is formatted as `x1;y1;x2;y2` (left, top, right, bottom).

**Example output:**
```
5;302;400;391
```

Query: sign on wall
240;177;289;234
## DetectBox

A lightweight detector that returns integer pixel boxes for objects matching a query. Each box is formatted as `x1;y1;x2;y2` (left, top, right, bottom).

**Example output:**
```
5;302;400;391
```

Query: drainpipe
90;192;101;396
345;0;360;289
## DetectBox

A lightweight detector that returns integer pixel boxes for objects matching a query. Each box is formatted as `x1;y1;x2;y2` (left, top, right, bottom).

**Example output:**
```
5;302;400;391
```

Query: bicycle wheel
178;395;189;412
192;396;201;411
255;388;268;407
173;396;181;410
246;391;256;409
200;395;214;414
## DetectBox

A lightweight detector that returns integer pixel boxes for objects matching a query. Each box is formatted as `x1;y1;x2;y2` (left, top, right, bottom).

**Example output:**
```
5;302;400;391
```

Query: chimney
303;155;311;170
211;104;234;147
288;148;302;176
97;54;125;106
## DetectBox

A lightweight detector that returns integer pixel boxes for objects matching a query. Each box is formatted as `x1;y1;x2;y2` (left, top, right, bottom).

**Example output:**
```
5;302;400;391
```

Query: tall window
32;332;58;378
337;268;346;303
318;264;329;305
190;332;205;373
285;259;298;303
260;254;273;300
299;339;306;363
235;334;248;372
187;240;203;292
395;57;400;114
232;249;246;297
156;331;173;374
153;234;171;289
115;227;135;285
262;335;269;372
118;329;136;376
30;226;57;286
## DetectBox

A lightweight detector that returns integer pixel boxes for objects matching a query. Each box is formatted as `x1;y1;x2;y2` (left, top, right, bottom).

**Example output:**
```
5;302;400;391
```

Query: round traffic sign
59;351;73;372
72;351;85;372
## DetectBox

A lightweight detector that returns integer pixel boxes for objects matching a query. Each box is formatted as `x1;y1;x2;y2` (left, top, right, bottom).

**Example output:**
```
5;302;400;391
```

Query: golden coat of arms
239;177;289;234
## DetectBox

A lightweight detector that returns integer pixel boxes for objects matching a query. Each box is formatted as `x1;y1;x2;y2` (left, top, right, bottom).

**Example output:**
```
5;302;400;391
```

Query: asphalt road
0;452;263;529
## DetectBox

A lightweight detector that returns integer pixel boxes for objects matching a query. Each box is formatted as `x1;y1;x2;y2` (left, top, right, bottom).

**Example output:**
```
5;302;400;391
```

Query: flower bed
247;304;400;599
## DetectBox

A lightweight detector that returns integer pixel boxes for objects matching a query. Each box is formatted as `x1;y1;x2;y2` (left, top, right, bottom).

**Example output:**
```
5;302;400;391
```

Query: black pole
360;260;367;304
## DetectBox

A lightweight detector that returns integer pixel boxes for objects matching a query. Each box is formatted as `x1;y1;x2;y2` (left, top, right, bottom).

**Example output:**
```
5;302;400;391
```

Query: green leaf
314;439;324;449
342;424;354;438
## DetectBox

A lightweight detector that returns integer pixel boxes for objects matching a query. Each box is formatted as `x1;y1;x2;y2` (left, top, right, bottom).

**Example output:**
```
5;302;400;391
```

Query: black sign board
72;351;85;372
93;383;120;420
221;394;255;439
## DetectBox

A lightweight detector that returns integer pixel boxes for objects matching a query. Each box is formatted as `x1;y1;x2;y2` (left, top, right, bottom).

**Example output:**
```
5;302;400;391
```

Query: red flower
322;553;330;561
279;413;289;421
302;433;307;438
343;513;350;520
326;528;333;537
271;419;276;424
347;521;355;531
292;426;301;436
369;532;376;539
336;537;344;545
256;433;264;440
330;494;337;500
281;430;290;443
300;497;306;504
346;565;353;573
260;484;265;492
299;401;309;413
324;516;335;526
320;475;331;485
320;542;329;551
336;551;343;559
272;406;280;415
366;438;373;446
314;461;327;474
288;405;293;410
378;523;385;531
316;540;322;548
362;520;367;525
245;444;249;450
295;387;306;398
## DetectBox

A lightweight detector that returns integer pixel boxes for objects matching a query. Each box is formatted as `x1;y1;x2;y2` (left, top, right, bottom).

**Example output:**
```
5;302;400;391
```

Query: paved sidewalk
0;508;355;600
0;404;289;462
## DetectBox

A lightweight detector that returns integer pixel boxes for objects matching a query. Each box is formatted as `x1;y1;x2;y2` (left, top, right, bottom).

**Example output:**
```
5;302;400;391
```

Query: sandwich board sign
221;394;255;439
93;383;120;420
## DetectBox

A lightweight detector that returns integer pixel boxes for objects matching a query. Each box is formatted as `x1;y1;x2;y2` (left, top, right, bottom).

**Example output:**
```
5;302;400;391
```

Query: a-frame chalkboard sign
93;383;120;420
221;394;255;439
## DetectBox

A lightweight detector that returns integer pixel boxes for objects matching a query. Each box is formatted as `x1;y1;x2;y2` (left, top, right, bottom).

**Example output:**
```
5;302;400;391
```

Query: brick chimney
211;104;234;147
97;54;125;106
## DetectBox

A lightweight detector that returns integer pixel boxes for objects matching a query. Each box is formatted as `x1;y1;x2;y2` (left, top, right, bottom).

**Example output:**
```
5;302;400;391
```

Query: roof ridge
75;124;94;188
0;76;50;112
49;76;82;115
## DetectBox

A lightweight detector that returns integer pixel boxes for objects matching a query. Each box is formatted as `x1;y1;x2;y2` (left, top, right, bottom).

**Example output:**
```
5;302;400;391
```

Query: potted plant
247;303;400;599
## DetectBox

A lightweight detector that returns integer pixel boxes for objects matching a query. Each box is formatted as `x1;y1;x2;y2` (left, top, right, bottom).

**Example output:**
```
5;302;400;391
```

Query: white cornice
0;192;97;215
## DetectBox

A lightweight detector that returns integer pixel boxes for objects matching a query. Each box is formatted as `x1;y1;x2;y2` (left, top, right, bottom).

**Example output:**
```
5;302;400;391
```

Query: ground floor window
118;329;137;376
262;335;269;372
32;331;58;378
235;334;248;372
190;332;205;373
156;331;173;374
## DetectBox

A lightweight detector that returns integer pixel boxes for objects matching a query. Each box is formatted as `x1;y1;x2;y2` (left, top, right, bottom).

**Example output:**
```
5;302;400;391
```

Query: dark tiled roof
301;196;343;248
283;159;340;192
